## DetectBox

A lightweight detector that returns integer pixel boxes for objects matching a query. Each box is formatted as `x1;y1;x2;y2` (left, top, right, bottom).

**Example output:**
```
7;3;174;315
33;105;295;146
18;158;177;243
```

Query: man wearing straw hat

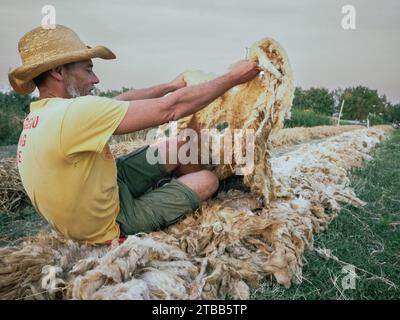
9;24;260;244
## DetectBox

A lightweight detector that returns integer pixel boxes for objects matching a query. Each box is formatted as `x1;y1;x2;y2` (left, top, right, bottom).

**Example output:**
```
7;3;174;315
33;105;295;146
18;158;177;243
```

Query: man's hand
170;73;187;91
229;60;261;85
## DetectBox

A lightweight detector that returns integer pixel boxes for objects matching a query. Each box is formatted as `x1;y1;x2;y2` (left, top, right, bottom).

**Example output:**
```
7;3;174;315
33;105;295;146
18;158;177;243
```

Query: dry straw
0;158;29;212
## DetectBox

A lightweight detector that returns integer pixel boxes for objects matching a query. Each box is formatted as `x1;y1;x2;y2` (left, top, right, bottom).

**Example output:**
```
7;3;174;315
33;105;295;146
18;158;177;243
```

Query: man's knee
178;169;219;201
202;170;219;195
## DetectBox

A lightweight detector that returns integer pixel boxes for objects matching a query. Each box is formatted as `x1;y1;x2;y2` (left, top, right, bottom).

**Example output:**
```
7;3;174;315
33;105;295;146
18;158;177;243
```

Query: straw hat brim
8;45;115;95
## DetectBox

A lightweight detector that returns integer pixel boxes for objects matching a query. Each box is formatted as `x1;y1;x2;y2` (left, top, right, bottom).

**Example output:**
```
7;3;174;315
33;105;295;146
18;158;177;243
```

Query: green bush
0;111;9;144
0;92;32;146
368;114;386;126
0;110;24;145
284;109;334;128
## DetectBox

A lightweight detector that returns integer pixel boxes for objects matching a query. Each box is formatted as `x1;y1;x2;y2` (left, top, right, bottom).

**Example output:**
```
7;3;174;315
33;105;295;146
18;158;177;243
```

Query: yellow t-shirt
17;96;129;244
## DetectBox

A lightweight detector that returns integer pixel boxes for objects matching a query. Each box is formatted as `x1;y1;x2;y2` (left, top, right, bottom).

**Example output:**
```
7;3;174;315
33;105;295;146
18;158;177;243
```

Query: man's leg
177;170;219;201
117;138;219;235
154;138;219;200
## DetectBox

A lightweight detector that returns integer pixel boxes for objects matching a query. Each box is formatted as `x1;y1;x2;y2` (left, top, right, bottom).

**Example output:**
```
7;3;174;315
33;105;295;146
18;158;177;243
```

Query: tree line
293;86;400;123
1;86;399;145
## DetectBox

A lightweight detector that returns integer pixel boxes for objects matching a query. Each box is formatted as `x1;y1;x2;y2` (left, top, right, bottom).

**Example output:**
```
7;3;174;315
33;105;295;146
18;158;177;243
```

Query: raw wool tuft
0;126;394;299
90;278;151;300
157;38;295;204
67;235;198;300
268;125;364;150
109;139;147;158
0;231;108;300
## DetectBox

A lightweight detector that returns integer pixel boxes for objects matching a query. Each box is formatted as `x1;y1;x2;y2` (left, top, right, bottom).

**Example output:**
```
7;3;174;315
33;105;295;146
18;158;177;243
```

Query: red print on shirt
23;115;39;130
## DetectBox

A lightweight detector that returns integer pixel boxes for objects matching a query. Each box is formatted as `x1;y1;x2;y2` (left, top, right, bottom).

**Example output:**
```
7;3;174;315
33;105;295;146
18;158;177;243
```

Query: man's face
63;60;99;98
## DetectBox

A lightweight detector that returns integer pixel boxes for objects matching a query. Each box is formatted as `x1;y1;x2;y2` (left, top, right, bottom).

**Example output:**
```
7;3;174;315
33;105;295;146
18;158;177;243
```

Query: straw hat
8;24;116;95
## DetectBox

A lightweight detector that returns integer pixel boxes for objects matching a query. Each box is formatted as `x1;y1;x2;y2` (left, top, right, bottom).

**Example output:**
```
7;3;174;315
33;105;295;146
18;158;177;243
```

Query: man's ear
47;66;64;81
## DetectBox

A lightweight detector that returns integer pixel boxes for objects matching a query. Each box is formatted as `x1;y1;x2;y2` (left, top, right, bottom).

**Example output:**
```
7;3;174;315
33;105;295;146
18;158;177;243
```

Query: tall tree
339;86;386;120
292;87;335;115
292;87;305;110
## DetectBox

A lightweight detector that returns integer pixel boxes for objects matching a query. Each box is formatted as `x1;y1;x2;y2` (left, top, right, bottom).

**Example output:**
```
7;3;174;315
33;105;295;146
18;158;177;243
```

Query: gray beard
65;77;81;98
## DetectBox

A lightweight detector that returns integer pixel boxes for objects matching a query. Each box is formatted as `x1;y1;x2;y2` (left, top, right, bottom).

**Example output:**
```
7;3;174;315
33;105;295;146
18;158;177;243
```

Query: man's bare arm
114;74;186;101
114;60;260;135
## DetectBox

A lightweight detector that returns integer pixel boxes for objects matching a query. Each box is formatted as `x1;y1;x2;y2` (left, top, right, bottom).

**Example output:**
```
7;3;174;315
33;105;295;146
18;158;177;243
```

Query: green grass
339;119;357;125
0;206;48;247
284;109;334;128
252;130;400;299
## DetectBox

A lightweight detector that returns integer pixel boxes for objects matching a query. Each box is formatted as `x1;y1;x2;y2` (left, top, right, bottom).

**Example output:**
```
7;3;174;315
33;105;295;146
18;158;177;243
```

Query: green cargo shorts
116;145;201;235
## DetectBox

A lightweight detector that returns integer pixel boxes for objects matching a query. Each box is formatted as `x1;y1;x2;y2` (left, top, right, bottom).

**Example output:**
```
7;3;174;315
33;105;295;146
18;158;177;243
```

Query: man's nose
92;73;100;84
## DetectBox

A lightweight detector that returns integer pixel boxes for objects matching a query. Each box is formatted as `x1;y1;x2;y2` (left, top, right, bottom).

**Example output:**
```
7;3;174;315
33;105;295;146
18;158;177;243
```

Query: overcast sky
1;0;399;103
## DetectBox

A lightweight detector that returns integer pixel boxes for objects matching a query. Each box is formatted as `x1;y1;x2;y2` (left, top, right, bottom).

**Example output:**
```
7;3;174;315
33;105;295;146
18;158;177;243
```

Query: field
0;126;398;299
253;129;400;299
